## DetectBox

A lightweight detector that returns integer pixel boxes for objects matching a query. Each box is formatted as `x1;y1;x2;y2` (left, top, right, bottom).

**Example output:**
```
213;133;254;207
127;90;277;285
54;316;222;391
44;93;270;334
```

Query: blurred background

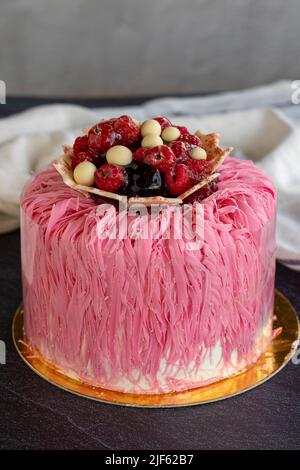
1;0;299;98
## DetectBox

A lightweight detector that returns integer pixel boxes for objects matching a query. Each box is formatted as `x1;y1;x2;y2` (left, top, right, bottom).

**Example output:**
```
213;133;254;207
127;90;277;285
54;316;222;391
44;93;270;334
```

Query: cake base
12;290;299;407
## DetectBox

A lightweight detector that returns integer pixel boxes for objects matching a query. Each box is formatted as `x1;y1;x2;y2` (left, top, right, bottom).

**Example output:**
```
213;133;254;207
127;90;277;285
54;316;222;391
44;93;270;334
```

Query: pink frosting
20;157;276;393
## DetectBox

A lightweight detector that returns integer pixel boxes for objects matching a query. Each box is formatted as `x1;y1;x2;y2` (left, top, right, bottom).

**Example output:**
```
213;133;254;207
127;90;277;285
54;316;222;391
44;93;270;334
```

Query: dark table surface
0;98;300;450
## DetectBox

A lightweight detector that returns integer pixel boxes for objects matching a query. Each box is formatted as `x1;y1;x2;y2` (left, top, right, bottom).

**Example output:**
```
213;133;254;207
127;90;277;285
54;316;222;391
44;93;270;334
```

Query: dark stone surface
0;99;299;450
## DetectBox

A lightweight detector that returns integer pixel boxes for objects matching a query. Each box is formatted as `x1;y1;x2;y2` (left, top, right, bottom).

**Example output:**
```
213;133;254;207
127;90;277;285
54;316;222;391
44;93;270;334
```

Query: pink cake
20;116;276;394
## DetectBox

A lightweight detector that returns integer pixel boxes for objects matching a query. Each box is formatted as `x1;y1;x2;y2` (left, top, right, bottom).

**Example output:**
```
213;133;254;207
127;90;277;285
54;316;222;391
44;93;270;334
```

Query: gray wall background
1;0;300;97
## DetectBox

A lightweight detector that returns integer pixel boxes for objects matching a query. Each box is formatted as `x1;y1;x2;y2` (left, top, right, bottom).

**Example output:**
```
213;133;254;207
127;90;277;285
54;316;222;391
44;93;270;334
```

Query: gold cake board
12;290;300;407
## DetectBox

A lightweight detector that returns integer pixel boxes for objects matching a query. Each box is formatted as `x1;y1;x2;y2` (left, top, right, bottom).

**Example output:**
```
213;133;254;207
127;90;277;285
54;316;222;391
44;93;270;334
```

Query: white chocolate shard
210;147;233;174
128;195;182;207
178;173;220;201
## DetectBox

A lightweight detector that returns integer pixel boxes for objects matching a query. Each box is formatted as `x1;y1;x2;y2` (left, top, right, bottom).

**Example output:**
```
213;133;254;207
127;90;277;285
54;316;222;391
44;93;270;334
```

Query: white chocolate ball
106;145;133;166
141;119;161;137
161;126;181;142
191;147;207;160
73;161;97;186
141;135;163;148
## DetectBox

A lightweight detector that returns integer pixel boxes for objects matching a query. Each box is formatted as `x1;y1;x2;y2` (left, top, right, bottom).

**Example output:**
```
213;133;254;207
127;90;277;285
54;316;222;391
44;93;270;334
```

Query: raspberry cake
20;116;276;394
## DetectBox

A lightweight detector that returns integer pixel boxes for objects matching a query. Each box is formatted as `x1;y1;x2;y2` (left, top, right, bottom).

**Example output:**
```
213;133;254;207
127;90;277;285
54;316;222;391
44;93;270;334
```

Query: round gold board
12;290;300;407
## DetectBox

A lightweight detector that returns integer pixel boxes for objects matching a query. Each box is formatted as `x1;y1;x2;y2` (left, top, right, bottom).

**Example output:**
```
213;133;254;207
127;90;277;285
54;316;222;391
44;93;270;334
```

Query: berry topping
165;164;192;196
179;134;203;147
125;164;163;197
71;150;99;170
169;141;190;163
113;115;140;146
88;120;117;154
175;125;189;135
95;163;126;193
73;135;89;155
72;135;99;169
64;115;226;201
133;147;147;162
88;116;139;154
186;159;211;180
106;145;133;166
144;145;176;173
153;116;172;129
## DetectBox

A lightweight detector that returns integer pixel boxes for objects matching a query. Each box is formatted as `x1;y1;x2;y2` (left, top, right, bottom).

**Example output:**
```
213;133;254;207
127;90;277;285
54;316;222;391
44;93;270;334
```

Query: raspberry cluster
70;115;216;198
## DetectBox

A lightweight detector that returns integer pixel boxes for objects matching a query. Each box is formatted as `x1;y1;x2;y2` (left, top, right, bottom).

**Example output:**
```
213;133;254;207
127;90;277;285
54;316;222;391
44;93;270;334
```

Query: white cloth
0;80;299;270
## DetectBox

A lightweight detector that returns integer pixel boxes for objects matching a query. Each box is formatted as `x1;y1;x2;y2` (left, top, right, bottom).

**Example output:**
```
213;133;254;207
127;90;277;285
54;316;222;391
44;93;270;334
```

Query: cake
20;116;276;394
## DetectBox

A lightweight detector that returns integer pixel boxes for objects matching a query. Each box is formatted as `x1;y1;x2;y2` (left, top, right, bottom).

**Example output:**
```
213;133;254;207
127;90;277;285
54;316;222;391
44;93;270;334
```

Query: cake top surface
21;115;276;247
21;156;276;247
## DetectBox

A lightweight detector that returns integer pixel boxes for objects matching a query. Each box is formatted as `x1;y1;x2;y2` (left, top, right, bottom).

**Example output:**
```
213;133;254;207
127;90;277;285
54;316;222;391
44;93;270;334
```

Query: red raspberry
95;163;126;193
73;135;89;154
153;116;172;129
88;120;117;154
72;135;99;169
175;125;189;135
144;145;176;173
179;134;203;147
113;115;140;146
186;159;211;181
71;151;99;169
133;147;147;162
165;164;192;196
169;141;190;163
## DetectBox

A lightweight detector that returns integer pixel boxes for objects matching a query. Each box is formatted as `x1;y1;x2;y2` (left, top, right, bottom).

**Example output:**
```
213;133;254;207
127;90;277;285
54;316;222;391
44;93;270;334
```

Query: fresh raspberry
175;125;189;135
165;164;192;195
169;141;190;163
113;115;140;146
71;151;99;169
95;163;126;193
179;134;203;147
153;116;172;129
88;120;117;154
133;147;147;162
186;159;211;181
144;145;176;173
72;135;99;169
73;135;89;154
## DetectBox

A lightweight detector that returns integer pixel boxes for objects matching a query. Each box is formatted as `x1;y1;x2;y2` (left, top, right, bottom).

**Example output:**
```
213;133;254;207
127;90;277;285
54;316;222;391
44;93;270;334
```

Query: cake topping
106;145;133;166
72;135;99;169
144;145;176;173
141;135;164;149
141;119;162;137
55;115;233;205
153;116;172;129
179;133;202;147
161;126;181;142
73;161;97;186
95;163;126;192
190;147;207;160
165;163;192;196
88;116;140;154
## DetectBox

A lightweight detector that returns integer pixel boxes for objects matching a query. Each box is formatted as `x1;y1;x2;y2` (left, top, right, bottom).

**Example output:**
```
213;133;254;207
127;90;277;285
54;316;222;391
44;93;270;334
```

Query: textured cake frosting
20;157;276;394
